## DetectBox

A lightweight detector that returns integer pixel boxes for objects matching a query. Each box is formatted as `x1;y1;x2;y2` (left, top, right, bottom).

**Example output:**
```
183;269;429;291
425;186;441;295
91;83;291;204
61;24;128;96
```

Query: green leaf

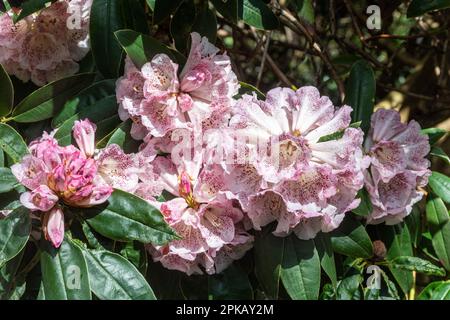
121;0;150;34
330;216;373;258
426;194;450;271
53;95;119;146
115;29;177;69
389;256;446;276
281;236;321;300
418;281;450;300
90;0;126;78
0;63;13;117
292;0;314;24
153;0;184;24
405;206;421;248
377;223;414;295
106;120;141;153
352;188;373;217
119;241;148;275
238;0;279;30
146;0;155;10
0;123;28;163
254;229;284;299
192;5;217;44
84;189;178;245
345;60;376;134
210;0;238;23
170;1;196;53
0;248;24;299
12;73;95;123
317;121;361;143
0;207;30;268
13;0;51;22
208;264;253;299
81;246;156;300
336;274;363;300
314;232;337;288
52;79;116;128
407;0;450;17
428;171;450;203
238;81;266;99
421;128;448;145
430;147;450;165
40;236;91;300
0;168;19;193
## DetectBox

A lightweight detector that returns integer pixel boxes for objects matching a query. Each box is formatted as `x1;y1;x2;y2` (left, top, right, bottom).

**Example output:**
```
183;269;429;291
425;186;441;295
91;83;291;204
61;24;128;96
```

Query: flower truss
0;0;91;86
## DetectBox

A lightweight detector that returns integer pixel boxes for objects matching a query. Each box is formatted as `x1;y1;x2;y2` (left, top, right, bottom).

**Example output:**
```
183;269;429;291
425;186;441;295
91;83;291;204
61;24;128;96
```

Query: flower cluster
363;109;431;225
12;119;113;247
0;0;92;86
115;32;377;275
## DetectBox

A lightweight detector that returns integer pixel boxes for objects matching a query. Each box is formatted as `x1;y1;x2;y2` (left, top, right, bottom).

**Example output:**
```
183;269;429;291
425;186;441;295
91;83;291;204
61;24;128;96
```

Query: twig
256;31;272;88
378;83;435;101
266;54;295;88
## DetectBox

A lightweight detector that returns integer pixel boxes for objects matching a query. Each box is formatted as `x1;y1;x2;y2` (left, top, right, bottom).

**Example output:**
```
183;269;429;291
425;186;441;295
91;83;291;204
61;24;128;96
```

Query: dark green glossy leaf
336;274;363;300
407;0;450;17
281;236;321;300
292;0;314;24
53;95;119;146
170;1;196;53
12;73;95;123
428;172;450;203
0;248;24;299
0;63;13;117
0;123;29;163
81;246;156;300
115;29;177;69
377;223;413;295
417;281;450;300
421;128;447;145
345;60;375;134
390;256;446;276
13;0;51;22
314;232;337;287
0;207;30;268
426;194;450;271
0;167;19;193
85;189;178;245
208;264;253;299
90;0;126;78
238;0;279;30
106;120;141;153
211;0;238;23
40;237;91;300
254;229;284;299
317;121;361;143
119;241;148;275
430;147;450;165
352;188;373;217
192;5;217;44
330;216;373;258
52;79;116;128
153;0;184;24
405;206;421;248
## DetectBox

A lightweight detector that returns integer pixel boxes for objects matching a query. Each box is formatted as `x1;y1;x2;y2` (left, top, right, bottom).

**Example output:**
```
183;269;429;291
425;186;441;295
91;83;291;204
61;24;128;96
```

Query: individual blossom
11;119;113;247
116;32;239;139
225;86;367;239
0;0;92;86
144;154;253;275
364;109;431;225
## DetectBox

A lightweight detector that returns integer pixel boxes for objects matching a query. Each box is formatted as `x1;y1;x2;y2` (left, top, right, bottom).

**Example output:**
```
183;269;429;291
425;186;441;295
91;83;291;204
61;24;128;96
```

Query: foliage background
0;0;449;300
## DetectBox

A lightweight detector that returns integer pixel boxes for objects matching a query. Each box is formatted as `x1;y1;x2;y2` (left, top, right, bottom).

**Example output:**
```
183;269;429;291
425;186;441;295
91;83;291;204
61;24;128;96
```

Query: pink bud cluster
0;0;92;86
12;119;112;248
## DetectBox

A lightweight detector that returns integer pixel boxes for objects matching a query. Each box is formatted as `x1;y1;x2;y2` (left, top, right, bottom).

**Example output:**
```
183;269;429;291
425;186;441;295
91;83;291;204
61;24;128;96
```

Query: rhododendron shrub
0;0;449;302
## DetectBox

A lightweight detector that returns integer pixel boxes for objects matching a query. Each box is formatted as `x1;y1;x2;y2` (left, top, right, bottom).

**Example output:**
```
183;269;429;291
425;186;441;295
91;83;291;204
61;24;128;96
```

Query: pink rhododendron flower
11;118;114;248
116;32;239;139
42;206;65;248
364;109;431;225
145;155;253;275
225;87;367;239
0;0;92;86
